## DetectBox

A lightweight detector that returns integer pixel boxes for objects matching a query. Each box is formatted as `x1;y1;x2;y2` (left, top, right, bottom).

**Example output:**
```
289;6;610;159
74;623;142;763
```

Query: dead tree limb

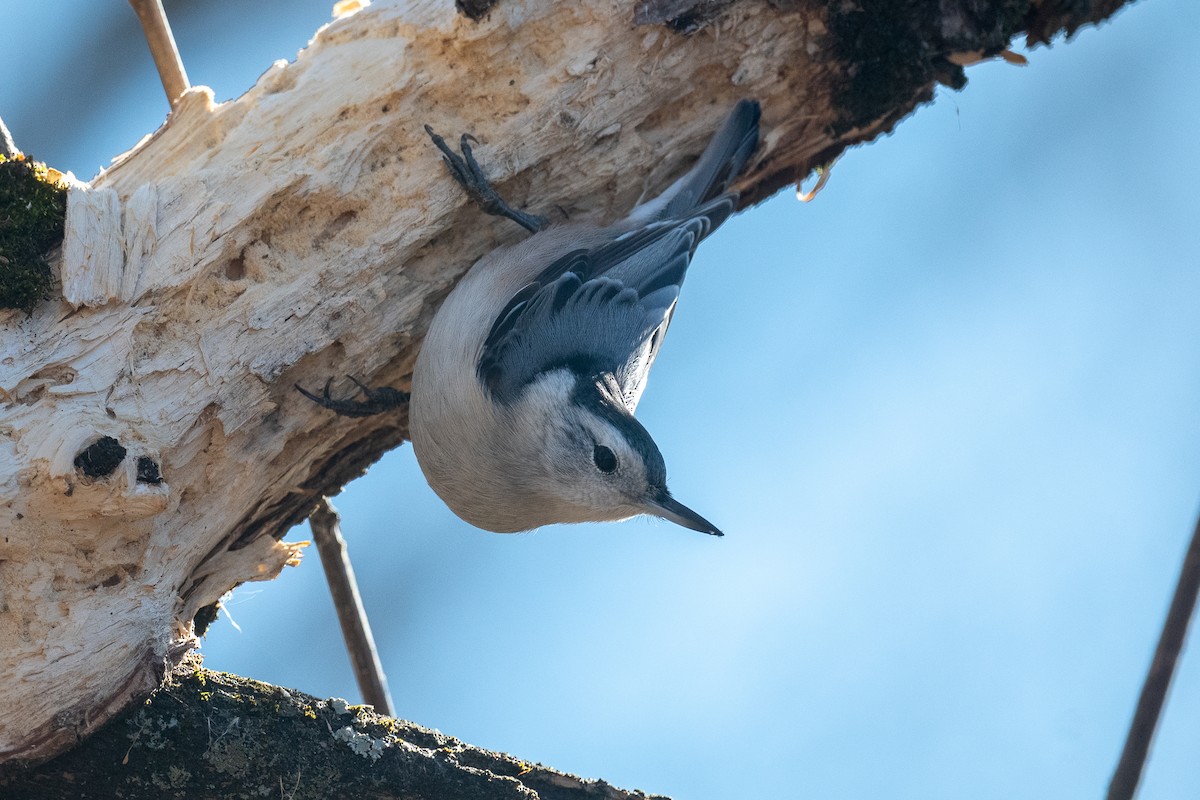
0;0;1136;783
0;659;663;800
310;498;395;716
128;0;192;108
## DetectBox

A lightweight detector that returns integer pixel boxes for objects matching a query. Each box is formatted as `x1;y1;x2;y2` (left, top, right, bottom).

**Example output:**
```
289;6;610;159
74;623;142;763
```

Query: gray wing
478;199;732;407
478;99;760;406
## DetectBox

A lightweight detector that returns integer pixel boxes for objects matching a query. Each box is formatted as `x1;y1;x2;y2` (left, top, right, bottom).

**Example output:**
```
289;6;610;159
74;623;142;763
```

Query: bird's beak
647;491;723;537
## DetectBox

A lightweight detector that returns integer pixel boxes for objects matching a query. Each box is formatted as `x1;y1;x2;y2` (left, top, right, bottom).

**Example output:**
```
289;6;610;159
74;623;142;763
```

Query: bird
301;99;761;537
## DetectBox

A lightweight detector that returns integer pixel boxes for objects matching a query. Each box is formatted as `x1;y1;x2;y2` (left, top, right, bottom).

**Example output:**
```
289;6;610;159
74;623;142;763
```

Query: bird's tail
630;99;761;224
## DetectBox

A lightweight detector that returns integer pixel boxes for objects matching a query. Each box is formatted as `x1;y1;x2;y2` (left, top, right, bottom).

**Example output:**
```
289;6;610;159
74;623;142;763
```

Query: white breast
409;222;613;532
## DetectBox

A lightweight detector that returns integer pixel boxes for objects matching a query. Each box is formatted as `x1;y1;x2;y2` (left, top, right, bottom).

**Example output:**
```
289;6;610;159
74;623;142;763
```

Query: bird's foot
424;125;547;234
296;376;410;418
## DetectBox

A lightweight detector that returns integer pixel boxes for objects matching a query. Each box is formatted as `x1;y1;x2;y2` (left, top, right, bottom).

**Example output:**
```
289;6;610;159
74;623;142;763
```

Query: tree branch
128;0;191;108
0;0;1137;770
310;498;395;717
0;658;665;800
1107;509;1200;800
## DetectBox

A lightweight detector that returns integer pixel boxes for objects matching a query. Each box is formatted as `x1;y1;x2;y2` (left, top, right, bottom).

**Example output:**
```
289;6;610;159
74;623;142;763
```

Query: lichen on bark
0;656;666;800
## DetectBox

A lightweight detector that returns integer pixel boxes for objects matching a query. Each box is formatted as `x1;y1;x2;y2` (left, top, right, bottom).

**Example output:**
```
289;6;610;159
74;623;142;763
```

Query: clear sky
3;1;1198;798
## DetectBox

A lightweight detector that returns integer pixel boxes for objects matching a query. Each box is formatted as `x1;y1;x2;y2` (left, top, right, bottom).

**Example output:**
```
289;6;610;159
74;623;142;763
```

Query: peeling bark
0;0;1134;777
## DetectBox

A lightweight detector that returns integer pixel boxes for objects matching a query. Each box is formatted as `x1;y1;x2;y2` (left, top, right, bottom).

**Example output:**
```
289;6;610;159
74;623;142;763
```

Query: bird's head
510;370;722;536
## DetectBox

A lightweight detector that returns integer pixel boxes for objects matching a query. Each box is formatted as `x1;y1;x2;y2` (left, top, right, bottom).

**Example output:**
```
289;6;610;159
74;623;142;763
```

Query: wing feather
478;218;709;406
474;98;759;406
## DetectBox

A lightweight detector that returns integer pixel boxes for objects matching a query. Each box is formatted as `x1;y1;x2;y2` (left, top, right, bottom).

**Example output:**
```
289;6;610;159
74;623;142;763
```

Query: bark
0;658;665;800
0;0;1133;784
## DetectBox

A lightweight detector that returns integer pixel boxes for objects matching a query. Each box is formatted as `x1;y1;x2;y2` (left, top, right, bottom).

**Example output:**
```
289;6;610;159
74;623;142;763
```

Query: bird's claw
424;123;547;234
296;376;409;418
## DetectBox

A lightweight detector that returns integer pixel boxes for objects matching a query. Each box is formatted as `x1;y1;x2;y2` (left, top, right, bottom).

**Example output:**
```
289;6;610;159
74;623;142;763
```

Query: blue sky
3;1;1198;797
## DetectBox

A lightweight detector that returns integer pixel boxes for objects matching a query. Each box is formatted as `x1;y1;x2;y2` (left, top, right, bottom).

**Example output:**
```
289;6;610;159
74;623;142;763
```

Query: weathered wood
0;0;1134;768
0;116;18;160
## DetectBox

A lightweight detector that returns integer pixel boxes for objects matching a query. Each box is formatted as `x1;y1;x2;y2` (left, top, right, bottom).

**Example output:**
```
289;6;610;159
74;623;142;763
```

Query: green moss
0;155;66;312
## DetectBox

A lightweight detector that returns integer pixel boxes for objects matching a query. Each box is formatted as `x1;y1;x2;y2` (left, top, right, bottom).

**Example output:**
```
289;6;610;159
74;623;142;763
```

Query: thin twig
309;497;395;716
128;0;190;108
1107;508;1200;800
0;115;19;159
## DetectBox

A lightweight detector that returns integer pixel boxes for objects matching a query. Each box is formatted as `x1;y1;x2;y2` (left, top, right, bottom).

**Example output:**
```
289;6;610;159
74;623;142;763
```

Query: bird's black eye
592;445;618;474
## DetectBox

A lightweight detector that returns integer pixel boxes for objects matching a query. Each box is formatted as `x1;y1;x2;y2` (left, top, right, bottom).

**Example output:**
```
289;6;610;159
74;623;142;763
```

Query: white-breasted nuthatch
302;100;761;536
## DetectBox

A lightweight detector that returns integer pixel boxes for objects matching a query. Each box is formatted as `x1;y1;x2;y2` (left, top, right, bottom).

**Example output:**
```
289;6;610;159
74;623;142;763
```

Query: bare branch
128;0;190;108
310;498;395;716
1107;510;1200;800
